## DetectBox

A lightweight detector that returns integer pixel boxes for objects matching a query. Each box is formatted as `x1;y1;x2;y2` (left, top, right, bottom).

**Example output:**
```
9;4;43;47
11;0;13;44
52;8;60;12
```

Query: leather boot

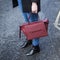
21;40;32;48
26;45;40;56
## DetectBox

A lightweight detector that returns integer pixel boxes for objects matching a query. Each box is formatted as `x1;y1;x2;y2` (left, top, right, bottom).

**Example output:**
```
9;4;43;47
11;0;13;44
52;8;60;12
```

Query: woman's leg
17;0;32;48
26;13;40;56
29;13;39;46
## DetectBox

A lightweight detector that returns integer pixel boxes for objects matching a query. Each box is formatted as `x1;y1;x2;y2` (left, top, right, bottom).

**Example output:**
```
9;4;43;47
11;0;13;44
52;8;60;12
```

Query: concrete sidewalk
0;0;60;60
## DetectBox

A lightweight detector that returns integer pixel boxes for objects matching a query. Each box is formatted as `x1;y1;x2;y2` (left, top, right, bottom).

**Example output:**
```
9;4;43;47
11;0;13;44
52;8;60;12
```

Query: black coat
12;0;18;8
12;0;40;12
22;0;40;12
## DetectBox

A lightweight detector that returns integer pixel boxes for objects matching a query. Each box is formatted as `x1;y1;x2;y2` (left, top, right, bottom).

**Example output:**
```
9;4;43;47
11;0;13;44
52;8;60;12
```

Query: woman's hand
31;2;38;13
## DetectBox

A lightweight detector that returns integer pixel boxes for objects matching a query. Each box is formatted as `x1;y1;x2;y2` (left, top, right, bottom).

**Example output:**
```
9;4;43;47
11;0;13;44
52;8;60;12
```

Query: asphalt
0;0;60;60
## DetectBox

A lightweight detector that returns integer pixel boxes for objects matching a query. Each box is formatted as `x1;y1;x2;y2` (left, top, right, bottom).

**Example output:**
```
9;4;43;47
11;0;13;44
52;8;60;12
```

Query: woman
18;0;40;56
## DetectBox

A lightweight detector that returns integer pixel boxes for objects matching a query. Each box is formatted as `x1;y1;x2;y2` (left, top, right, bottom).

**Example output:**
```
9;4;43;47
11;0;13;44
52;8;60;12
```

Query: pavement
0;0;60;60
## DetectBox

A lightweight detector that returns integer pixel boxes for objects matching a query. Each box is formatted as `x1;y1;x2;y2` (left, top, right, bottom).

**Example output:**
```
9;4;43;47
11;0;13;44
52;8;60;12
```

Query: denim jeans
18;0;39;46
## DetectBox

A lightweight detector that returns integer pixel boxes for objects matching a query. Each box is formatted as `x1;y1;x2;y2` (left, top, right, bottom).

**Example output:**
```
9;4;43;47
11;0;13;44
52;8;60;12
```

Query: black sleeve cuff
31;0;37;3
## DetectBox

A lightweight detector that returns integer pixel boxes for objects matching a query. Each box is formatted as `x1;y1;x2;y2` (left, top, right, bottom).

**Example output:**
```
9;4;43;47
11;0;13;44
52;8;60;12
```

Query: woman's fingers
32;9;37;13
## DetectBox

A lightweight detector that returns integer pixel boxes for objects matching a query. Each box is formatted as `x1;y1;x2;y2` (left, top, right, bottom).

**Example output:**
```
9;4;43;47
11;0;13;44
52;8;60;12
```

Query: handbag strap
19;26;21;38
28;13;39;22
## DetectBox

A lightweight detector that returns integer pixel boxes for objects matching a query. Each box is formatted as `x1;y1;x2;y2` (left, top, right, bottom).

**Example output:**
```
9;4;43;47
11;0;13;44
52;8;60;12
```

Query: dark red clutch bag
19;19;49;40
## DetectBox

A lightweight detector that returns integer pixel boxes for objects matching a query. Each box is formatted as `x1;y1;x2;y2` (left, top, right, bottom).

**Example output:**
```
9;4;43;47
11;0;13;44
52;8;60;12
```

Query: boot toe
26;50;34;56
26;48;40;56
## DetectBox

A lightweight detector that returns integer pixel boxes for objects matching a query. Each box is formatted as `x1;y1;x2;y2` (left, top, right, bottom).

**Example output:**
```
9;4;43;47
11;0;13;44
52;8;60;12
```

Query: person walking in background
17;0;41;56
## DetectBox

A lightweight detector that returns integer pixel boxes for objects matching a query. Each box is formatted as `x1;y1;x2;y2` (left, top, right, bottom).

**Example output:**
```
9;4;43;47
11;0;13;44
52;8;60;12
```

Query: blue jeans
18;0;39;46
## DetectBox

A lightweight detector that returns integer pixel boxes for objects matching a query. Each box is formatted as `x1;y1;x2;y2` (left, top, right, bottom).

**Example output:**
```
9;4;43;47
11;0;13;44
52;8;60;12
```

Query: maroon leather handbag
19;19;49;40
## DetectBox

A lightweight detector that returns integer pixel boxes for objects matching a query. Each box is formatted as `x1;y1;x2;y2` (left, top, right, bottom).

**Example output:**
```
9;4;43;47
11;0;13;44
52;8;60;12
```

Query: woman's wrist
32;2;37;5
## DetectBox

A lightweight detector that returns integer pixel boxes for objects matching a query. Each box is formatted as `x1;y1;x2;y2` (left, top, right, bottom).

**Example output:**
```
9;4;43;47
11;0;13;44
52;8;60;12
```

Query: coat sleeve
12;0;18;8
31;0;38;3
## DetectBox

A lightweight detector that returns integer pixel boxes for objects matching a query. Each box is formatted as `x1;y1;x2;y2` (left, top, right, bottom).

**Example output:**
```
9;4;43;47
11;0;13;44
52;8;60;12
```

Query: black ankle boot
21;40;32;48
26;45;40;56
